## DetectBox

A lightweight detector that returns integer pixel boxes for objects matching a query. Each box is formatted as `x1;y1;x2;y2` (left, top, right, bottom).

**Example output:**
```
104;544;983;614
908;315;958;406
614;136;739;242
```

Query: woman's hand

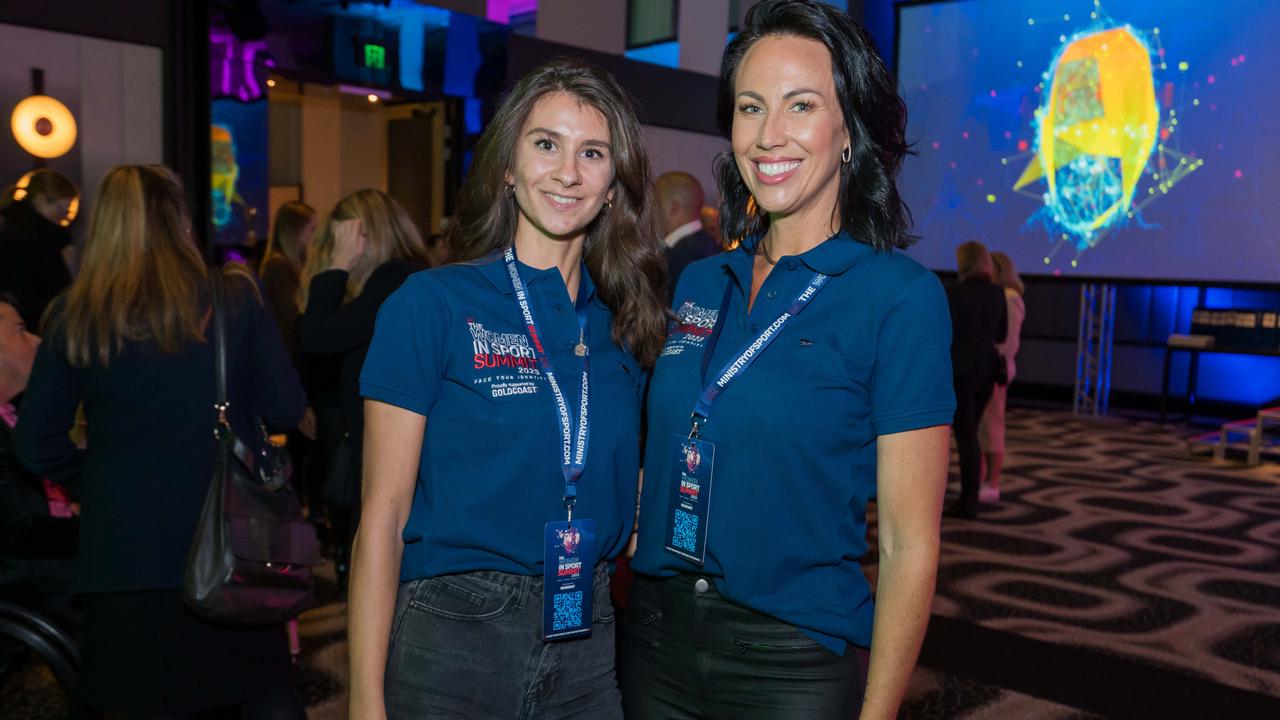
297;407;317;441
330;219;366;271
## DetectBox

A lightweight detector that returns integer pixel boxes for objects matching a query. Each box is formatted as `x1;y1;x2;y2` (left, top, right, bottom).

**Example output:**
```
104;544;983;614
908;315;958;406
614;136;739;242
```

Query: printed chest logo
661;301;718;358
467;319;541;398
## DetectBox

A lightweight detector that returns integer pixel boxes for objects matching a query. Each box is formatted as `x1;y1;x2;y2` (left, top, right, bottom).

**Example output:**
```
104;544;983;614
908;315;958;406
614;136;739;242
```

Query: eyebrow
736;88;826;102
526;127;612;150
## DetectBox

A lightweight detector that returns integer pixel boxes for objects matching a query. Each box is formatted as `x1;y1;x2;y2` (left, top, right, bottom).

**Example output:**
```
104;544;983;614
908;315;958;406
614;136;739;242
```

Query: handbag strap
211;271;230;435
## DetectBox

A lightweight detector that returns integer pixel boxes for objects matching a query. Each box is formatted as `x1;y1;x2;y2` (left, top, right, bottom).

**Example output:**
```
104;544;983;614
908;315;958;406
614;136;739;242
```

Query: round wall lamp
11;94;78;159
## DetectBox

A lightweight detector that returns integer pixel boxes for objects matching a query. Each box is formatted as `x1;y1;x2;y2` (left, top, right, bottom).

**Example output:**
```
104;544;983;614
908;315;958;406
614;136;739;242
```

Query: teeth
758;161;800;176
547;193;579;204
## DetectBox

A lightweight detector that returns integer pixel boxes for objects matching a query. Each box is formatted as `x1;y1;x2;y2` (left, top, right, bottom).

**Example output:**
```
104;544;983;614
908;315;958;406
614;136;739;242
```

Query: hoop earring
841;146;851;163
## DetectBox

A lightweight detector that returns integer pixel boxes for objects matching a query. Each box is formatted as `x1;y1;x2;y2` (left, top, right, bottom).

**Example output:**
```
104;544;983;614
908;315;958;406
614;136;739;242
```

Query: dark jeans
386;564;622;720
953;372;996;512
620;574;868;719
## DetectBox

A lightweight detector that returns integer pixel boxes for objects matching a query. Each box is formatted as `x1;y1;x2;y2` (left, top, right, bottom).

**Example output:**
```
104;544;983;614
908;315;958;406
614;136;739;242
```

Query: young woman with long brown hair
14;165;306;718
348;58;667;719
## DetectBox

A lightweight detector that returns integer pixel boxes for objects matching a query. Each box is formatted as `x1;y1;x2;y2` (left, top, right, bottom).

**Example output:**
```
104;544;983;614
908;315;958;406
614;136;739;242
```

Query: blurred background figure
700;205;721;245
656;171;720;295
0;292;79;646
425;230;450;268
14;165;306;719
946;240;1007;519
978;251;1026;504
299;189;428;590
259;201;318;362
0;170;80;329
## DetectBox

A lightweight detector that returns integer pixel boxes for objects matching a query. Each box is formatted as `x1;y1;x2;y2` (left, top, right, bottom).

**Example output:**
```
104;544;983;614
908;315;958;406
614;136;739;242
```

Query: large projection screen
896;0;1279;284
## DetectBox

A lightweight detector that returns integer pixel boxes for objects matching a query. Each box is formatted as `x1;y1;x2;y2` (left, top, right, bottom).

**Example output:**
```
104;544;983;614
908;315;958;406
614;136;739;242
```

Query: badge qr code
672;510;699;553
552;590;583;631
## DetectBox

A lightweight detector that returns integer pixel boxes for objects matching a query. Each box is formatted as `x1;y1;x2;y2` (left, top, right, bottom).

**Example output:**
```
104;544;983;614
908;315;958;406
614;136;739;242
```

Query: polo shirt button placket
766;290;778;300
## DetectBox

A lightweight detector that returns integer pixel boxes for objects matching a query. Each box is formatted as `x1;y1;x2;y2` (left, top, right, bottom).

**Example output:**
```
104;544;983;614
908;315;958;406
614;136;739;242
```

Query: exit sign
362;43;387;70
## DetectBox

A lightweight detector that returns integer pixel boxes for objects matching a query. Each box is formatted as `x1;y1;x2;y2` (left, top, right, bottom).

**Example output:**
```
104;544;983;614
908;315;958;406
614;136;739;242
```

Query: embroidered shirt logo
469;321;538;369
467;320;541;398
662;301;719;357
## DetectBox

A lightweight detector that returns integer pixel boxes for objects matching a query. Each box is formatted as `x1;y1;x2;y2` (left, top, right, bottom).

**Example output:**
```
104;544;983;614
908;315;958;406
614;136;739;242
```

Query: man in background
0;170;80;329
656;172;721;296
700;205;721;246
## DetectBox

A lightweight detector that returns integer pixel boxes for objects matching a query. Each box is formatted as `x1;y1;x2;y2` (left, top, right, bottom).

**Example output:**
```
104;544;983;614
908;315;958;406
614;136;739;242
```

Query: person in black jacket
656;171;722;297
0;295;78;635
0;170;80;329
300;189;428;587
946;240;1008;518
14;166;306;719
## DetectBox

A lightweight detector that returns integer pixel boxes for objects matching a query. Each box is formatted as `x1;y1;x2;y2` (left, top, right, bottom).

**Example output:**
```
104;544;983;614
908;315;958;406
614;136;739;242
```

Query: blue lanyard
503;246;591;519
691;270;830;436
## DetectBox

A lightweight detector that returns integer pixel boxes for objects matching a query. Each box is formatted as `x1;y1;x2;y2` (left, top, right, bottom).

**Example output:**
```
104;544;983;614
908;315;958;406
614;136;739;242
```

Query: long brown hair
49;165;209;366
261;200;315;273
956;240;993;282
312;189;427;302
446;58;668;366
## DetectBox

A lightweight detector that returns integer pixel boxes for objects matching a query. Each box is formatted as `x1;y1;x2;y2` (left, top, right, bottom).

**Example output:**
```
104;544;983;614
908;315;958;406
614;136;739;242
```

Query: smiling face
506;91;616;245
731;35;849;229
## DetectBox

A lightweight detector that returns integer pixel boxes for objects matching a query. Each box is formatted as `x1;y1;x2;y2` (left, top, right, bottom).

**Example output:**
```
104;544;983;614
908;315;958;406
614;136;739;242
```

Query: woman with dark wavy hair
624;1;954;718
348;57;666;719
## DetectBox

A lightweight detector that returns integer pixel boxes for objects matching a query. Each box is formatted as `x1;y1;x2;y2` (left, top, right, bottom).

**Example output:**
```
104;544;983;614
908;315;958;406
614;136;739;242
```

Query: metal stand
1074;283;1116;416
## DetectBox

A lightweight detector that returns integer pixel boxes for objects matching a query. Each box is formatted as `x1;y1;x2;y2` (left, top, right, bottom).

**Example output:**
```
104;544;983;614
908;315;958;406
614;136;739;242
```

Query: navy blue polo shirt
632;232;955;653
360;253;645;581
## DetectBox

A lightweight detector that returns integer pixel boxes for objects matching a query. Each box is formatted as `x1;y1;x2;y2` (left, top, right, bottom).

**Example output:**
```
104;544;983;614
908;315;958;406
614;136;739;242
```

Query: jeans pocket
593;573;616;624
409;573;518;621
389;579;422;645
733;619;822;653
623;595;663;651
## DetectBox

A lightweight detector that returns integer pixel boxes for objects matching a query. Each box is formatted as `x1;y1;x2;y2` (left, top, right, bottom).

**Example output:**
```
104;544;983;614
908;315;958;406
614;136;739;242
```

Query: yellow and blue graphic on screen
1016;27;1157;239
211;123;242;229
1010;10;1202;267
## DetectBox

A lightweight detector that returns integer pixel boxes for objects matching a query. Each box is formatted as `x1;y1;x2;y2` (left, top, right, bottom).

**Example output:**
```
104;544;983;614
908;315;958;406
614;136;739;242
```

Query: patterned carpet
893;407;1280;719
4;407;1279;718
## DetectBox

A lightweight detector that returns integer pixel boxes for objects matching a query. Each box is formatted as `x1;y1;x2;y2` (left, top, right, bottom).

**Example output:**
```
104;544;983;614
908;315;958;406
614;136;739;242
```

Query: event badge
542;519;597;641
665;435;716;565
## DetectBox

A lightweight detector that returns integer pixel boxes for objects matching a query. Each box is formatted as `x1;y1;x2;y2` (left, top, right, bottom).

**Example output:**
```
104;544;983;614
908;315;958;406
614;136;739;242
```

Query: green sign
363;43;387;70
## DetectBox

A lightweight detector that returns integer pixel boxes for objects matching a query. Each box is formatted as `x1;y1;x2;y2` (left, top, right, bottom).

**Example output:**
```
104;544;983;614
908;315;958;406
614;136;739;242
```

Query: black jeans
953;372;996;512
620;574;867;719
385;564;622;719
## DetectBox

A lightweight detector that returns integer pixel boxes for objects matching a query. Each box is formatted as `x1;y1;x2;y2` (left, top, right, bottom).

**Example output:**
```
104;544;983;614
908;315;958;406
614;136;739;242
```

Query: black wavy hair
715;0;915;251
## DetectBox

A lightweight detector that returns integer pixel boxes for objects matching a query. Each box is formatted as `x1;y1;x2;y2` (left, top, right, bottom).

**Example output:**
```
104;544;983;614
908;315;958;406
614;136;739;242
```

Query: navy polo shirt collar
473;248;598;300
725;232;874;289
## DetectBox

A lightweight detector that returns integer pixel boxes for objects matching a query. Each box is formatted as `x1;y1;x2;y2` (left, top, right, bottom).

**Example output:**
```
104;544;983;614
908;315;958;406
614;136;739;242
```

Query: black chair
0;600;78;693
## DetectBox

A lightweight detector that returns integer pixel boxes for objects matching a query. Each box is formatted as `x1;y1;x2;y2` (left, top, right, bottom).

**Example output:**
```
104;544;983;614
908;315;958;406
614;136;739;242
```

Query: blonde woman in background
978;251;1025;503
300;189;429;589
15;165;305;718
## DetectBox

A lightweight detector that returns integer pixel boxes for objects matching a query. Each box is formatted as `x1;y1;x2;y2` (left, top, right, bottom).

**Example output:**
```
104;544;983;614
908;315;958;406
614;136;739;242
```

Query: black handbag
183;274;323;625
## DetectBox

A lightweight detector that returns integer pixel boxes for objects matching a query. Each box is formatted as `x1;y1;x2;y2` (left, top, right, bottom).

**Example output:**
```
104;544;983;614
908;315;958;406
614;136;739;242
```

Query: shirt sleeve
870;271;957;436
301;262;411;355
359;272;448;418
13;331;85;487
